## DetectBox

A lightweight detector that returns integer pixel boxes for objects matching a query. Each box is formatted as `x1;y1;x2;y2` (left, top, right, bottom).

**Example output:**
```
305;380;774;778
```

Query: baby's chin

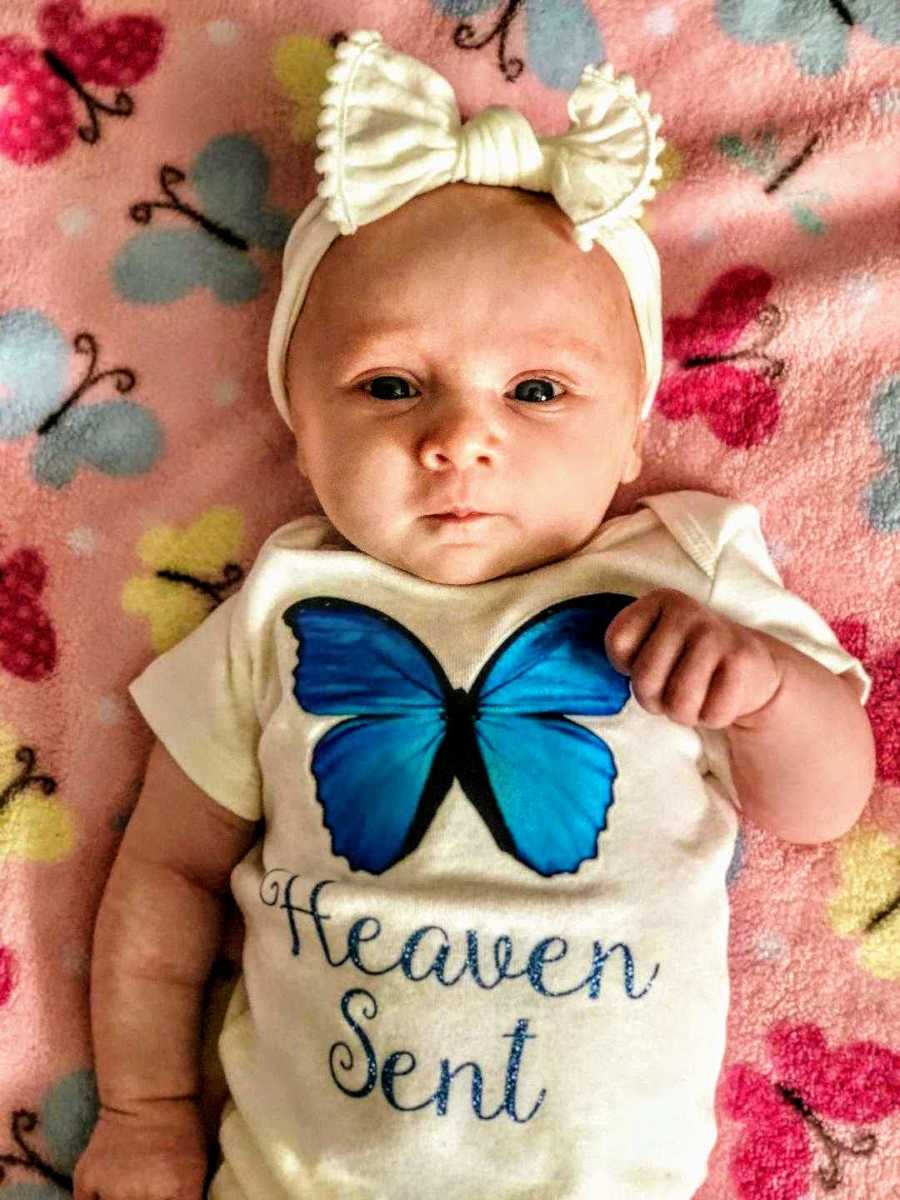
367;533;575;586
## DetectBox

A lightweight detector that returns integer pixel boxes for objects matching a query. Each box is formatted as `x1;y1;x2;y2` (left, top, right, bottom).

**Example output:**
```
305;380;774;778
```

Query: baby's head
282;181;648;586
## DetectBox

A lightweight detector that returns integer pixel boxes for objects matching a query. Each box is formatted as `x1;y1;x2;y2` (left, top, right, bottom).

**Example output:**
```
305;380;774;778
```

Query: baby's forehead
306;183;630;320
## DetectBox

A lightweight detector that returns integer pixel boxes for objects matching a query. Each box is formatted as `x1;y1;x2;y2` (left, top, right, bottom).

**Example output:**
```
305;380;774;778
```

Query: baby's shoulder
236;513;354;606
633;489;763;578
260;512;347;554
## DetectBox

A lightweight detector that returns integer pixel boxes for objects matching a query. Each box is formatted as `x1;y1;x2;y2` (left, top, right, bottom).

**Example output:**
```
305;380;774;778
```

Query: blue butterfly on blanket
282;593;634;878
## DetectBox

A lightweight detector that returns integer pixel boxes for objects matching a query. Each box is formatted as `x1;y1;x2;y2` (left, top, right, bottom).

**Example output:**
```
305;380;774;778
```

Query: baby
73;29;875;1200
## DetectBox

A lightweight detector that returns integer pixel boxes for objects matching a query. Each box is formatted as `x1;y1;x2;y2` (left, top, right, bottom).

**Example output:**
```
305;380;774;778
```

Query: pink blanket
1;2;898;1196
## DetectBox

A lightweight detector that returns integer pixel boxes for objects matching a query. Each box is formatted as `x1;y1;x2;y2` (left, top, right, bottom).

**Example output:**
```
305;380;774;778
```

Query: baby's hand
73;1097;208;1200
604;588;782;729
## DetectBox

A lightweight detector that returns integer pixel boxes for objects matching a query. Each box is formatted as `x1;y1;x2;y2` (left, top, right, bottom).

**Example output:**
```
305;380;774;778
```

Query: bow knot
451;105;549;190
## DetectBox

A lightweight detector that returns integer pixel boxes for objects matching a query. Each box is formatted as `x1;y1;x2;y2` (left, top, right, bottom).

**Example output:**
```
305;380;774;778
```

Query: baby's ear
294;439;309;479
620;419;645;484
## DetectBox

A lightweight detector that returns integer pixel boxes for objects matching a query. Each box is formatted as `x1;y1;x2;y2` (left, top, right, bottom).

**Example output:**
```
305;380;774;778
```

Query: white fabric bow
314;29;665;250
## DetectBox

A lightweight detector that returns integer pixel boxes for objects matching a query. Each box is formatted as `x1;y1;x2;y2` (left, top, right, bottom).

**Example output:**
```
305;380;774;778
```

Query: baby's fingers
605;590;698;676
605;591;668;674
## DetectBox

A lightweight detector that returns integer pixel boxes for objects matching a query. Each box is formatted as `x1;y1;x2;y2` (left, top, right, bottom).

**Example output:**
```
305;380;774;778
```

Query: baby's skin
73;184;875;1199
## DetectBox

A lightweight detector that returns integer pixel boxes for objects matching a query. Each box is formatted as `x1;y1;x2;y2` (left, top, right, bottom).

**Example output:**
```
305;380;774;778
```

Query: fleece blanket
0;1;898;1196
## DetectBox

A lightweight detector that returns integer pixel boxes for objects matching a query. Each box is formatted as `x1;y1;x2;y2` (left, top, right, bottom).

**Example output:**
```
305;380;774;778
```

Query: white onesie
129;489;869;1200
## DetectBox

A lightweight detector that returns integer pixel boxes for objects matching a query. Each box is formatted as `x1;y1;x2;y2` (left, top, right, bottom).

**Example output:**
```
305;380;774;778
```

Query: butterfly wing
272;35;340;142
38;4;165;87
469;593;633;876
769;1022;900;1124
0;308;68;439
665;265;774;361
0;546;57;681
112;228;261;305
428;1;498;20
33;399;164;488
856;3;900;46
656;362;780;449
190;134;293;252
525;0;605;90
722;1062;812;1200
113;228;207;303
0;37;75;165
283;599;452;875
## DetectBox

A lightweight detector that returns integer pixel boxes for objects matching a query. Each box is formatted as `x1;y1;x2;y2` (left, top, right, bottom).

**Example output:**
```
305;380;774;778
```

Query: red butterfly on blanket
0;542;56;681
723;1021;900;1197
656;265;785;449
0;0;164;166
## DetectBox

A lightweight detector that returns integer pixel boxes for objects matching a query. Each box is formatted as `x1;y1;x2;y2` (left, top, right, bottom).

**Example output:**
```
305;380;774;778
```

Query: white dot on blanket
97;695;127;725
644;6;677;36
690;223;718;246
66;526;99;555
58;205;96;237
869;86;900;117
842;271;879;305
754;932;786;962
213;377;239;407
765;537;792;568
207;19;241;47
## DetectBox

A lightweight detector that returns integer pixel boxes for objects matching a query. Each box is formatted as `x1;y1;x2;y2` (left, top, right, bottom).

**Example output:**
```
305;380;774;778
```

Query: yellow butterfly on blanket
272;33;338;143
828;826;900;980
121;507;245;653
0;722;73;863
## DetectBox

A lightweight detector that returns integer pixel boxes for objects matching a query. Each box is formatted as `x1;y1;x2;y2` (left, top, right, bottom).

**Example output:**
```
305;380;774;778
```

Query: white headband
267;29;665;426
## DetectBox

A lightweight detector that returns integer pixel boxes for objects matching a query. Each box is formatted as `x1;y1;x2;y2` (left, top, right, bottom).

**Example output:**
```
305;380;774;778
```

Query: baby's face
285;183;646;585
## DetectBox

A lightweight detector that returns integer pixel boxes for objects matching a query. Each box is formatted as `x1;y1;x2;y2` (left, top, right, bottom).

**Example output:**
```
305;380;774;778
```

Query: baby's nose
416;398;501;471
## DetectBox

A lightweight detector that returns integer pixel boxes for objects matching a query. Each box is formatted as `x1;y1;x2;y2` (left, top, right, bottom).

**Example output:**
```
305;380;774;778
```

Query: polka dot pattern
0;545;57;681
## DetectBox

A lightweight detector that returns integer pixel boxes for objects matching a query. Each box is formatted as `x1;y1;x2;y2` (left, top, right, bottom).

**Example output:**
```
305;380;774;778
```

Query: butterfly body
283;592;634;878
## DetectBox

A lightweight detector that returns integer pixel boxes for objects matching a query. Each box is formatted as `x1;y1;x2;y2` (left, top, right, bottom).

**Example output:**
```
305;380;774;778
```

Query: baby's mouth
426;508;494;522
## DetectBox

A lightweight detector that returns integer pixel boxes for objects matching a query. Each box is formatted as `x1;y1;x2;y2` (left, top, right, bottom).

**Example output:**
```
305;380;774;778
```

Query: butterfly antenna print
720;130;829;233
0;746;56;816
0;0;164;166
431;0;604;89
130;164;250;251
38;330;133;434
446;0;528;81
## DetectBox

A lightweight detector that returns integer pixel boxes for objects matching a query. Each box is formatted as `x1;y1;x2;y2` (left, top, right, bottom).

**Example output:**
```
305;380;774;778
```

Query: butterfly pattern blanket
0;1;898;1197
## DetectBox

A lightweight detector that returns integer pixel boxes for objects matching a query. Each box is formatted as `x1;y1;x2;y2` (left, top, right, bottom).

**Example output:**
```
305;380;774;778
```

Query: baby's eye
362;375;416;401
512;378;565;404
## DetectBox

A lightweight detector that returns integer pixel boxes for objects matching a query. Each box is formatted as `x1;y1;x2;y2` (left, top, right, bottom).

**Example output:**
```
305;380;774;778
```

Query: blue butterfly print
112;134;293;306
865;374;900;534
0;307;163;488
431;0;603;89
716;0;900;78
282;593;634;878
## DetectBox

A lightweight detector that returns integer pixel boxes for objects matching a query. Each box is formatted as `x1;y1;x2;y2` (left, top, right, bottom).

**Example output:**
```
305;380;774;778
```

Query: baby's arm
605;589;876;844
73;739;258;1200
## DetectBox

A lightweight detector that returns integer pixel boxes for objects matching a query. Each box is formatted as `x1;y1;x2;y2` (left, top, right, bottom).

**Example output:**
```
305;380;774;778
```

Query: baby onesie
128;489;869;1200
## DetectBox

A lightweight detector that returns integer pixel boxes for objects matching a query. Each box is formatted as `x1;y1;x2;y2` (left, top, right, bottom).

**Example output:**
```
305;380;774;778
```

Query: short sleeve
128;589;262;822
698;505;871;810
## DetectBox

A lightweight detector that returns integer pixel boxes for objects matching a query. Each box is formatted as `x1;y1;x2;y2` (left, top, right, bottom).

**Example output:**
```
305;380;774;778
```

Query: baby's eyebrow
337;324;606;368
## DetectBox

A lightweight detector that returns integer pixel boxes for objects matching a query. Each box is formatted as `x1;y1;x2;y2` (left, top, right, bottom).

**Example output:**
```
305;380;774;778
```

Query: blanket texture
0;2;898;1197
